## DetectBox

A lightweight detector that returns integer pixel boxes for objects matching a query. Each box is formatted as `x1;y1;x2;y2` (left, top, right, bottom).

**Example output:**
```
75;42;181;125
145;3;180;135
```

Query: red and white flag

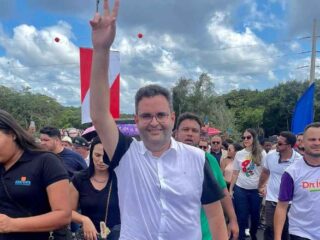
80;48;120;124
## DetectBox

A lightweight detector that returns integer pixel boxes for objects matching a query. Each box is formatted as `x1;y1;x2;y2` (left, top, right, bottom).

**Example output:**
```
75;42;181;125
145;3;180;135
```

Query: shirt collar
278;149;296;163
139;137;178;157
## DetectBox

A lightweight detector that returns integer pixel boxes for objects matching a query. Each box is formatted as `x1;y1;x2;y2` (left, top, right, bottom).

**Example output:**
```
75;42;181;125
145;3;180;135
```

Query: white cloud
289;41;301;52
0;22;81;106
153;50;183;78
285;56;320;83
268;70;277;81
241;0;285;32
206;12;279;74
2;0;318;115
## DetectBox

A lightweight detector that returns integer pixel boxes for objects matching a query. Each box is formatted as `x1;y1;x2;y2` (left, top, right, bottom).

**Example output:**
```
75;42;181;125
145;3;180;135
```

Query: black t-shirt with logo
0;150;68;240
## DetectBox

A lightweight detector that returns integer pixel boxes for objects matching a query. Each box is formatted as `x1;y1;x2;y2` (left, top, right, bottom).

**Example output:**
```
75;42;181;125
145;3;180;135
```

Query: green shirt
201;152;226;240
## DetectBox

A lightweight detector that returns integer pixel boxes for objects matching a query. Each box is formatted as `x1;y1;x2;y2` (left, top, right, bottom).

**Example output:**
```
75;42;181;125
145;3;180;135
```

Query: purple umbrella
82;124;139;141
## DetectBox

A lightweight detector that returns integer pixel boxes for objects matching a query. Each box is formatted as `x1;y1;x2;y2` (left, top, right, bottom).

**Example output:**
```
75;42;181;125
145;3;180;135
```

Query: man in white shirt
89;1;228;239
258;131;302;240
274;123;320;240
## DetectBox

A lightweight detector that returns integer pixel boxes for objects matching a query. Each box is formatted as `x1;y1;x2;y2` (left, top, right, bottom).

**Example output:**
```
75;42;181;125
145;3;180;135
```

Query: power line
5;48;312;71
202;36;313;52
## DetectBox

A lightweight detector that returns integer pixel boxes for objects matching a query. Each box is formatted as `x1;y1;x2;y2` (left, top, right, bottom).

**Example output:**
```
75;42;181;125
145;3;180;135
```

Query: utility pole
310;19;317;85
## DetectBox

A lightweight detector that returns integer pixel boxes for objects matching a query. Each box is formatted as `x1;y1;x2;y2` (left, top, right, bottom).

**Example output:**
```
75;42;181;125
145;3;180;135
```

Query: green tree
172;73;237;136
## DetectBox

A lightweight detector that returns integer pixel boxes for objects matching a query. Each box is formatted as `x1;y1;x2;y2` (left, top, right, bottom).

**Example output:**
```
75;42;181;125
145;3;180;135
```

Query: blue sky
0;0;319;113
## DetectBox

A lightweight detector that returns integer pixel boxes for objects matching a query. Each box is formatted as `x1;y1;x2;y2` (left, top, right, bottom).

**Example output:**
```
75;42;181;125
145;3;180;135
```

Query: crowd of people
0;0;319;240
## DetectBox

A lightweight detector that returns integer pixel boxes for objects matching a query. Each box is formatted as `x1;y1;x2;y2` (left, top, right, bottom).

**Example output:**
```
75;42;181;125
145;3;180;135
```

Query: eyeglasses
199;145;208;150
242;136;252;140
277;142;289;146
138;112;170;123
211;141;221;145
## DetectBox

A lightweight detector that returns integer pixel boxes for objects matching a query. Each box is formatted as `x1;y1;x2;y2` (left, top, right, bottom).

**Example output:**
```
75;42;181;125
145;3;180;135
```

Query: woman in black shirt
0;110;70;240
70;136;120;240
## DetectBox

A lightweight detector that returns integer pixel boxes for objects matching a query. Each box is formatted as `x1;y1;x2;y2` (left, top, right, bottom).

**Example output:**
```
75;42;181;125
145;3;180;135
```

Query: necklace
92;176;108;183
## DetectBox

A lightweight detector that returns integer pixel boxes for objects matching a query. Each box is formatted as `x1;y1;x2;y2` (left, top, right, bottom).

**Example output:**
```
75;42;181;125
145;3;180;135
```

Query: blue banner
291;82;315;134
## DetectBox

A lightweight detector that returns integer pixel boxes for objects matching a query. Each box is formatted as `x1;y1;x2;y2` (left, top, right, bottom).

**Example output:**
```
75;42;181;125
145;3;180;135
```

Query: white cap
61;136;72;144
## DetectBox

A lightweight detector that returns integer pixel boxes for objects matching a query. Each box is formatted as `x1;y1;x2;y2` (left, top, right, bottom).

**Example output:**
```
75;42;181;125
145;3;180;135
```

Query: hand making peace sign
90;0;120;51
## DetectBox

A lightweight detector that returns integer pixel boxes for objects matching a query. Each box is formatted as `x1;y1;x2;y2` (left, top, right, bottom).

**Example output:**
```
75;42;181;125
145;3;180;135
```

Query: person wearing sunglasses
258;131;302;240
274;123;320;240
210;135;227;166
175;112;239;240
229;128;266;240
199;140;209;152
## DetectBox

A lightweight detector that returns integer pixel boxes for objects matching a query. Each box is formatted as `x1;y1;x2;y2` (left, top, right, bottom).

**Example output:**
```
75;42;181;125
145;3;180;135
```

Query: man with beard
175;112;239;240
258;131;302;240
274;123;320;240
294;133;304;156
89;1;228;239
40;126;87;177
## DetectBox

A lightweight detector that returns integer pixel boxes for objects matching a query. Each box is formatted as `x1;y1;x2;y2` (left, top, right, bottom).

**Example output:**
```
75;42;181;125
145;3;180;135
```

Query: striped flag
80;48;120;124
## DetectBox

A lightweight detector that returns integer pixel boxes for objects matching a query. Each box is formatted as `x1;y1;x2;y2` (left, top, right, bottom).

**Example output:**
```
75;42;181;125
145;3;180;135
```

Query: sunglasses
211;141;221;145
199;145;208;150
242;136;252;140
277;142;288;146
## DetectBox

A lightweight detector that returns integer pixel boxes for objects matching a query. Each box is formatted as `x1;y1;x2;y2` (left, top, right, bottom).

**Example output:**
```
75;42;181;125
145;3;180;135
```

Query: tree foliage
1;77;319;138
172;73;238;136
0;86;82;130
223;80;318;136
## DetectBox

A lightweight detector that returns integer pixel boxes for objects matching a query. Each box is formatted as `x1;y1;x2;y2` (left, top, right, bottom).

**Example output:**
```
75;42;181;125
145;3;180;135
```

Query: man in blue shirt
40;126;87;177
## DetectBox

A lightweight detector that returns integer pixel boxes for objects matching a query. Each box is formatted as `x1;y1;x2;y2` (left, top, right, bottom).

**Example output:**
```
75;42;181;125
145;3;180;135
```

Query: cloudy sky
0;0;319;114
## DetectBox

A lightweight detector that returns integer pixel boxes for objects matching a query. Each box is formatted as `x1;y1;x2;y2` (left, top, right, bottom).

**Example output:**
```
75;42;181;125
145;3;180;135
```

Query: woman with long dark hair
0;110;71;240
229;128;266;240
70;136;120;240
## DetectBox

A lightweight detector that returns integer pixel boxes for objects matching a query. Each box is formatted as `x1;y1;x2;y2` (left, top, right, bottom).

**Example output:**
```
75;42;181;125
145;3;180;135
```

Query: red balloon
137;33;143;39
54;37;60;42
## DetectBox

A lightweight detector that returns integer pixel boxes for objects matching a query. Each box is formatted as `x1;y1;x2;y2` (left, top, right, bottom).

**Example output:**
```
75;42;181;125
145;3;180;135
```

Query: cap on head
61;136;73;145
73;136;90;148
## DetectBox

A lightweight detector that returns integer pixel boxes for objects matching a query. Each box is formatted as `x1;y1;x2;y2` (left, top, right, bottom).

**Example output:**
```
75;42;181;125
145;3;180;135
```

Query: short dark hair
279;131;296;147
304;122;320;132
176;112;203;130
40;126;61;139
231;143;243;152
0;110;41;151
225;138;234;144
222;141;229;150
135;84;173;113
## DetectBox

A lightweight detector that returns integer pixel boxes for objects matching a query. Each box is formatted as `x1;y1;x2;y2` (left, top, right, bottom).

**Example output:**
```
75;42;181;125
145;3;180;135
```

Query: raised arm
90;0;120;160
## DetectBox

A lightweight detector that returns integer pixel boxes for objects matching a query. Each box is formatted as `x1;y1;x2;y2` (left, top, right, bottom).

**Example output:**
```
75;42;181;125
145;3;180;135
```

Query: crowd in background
0;0;318;239
0;106;314;240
